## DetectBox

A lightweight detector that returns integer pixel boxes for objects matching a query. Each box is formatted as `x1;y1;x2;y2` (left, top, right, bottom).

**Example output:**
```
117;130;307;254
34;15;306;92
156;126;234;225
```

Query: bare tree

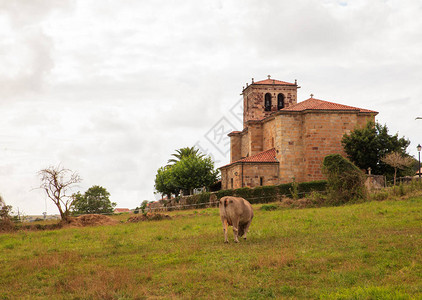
381;152;414;186
38;165;81;221
0;195;10;219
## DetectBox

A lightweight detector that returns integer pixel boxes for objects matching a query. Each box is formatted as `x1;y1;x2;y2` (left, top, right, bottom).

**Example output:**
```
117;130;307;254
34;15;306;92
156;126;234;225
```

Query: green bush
260;204;278;211
298;180;327;194
322;154;367;205
276;183;293;197
213;180;327;204
215;189;235;199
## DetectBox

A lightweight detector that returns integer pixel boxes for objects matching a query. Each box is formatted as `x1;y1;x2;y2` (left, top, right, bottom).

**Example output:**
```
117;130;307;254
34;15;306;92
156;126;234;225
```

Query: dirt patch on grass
64;214;118;227
127;212;171;222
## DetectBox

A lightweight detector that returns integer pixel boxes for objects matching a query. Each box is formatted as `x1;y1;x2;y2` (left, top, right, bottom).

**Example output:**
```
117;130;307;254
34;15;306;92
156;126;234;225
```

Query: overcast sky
1;0;421;215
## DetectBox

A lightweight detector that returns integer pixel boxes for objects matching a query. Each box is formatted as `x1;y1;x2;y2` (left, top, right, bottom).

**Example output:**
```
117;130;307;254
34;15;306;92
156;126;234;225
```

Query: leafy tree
171;155;219;195
72;185;116;215
342;121;410;178
167;147;204;165
140;200;149;214
38;165;82;221
155;148;220;197
381;152;414;186
322;154;367;205
154;166;180;199
134;200;149;214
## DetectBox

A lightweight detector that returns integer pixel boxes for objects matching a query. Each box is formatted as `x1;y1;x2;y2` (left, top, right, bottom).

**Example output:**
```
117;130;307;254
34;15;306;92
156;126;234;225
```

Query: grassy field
1;197;421;299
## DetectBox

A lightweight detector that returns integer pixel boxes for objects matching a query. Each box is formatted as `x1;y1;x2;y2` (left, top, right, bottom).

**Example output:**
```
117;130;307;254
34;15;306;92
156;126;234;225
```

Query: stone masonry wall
276;113;305;183
221;163;279;189
304;112;375;181
357;114;375;128
221;164;242;190
229;134;241;162
262;117;276;151
248;122;263;156
240;132;249;158
243;84;298;128
302;112;358;181
242;163;279;188
275;111;375;183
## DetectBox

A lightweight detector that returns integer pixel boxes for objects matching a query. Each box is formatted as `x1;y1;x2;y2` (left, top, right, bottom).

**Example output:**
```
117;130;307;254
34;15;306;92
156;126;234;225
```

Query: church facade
219;76;378;190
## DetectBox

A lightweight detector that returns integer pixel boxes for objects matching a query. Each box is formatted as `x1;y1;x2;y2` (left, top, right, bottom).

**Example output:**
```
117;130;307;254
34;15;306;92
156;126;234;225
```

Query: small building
219;76;378;190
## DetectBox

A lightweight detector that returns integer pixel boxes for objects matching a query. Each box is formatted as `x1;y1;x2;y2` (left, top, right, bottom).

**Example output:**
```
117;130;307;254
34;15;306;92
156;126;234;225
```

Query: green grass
1;197;421;299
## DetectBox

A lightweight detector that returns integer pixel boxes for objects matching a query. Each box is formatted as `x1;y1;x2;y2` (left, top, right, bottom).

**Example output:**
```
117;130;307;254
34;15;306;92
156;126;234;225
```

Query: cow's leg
242;221;252;240
232;218;240;243
238;225;245;238
223;219;229;243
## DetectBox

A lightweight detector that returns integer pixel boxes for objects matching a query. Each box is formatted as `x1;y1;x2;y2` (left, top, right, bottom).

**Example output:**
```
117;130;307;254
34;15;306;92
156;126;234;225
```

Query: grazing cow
219;196;253;243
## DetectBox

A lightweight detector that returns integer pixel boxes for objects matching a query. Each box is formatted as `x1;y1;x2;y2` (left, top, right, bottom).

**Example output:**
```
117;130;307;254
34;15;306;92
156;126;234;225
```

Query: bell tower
242;75;300;128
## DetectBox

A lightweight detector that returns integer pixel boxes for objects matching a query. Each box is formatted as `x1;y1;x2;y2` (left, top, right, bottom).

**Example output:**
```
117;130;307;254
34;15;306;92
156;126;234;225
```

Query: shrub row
215;180;327;204
177;180;327;207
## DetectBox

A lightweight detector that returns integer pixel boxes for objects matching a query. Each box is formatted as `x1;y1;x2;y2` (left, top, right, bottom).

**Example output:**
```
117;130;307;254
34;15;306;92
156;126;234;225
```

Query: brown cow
219;196;253;243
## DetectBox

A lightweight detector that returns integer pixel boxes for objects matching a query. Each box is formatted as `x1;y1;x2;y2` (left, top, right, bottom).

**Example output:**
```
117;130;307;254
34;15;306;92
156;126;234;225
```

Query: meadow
0;196;421;299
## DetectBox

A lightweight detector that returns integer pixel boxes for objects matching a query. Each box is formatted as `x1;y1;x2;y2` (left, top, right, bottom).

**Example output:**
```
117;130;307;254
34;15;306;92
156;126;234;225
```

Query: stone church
219;76;378;190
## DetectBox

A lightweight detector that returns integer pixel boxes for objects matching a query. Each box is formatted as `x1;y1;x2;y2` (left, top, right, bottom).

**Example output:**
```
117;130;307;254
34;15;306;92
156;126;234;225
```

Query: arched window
264;93;272;111
277;93;285;110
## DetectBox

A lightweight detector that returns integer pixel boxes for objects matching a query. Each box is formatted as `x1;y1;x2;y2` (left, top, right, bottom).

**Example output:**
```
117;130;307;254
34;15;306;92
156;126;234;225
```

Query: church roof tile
253;79;296;85
220;148;278;169
282;98;377;113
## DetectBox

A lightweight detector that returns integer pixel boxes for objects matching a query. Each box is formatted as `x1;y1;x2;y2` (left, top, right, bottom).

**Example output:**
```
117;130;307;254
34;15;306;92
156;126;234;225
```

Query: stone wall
221;162;279;189
302;112;355;181
262;117;276;151
248;122;263;156
240;131;249;158
243;84;298;128
276;113;305;182
229;134;241;162
220;163;242;190
229;130;250;163
275;111;375;183
365;175;385;190
242;163;279;188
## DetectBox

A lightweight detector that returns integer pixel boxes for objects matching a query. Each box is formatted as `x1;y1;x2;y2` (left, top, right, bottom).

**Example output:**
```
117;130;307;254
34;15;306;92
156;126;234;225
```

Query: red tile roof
254;79;296;86
220;148;278;169
282;98;377;113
